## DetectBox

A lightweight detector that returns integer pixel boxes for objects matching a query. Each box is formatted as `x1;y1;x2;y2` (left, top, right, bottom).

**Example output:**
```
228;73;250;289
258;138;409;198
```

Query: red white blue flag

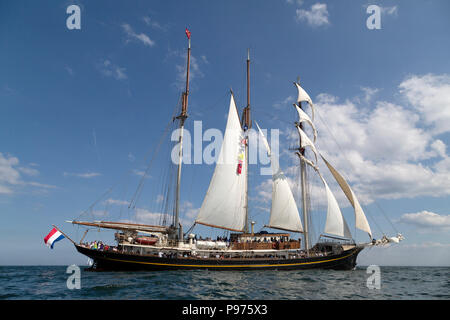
44;227;65;249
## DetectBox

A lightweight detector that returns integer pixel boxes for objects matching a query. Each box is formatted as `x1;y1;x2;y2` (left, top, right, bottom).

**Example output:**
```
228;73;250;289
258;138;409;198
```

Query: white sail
320;155;372;239
255;122;303;233
294;104;317;142
195;95;247;232
296;126;318;164
294;82;315;121
318;173;352;239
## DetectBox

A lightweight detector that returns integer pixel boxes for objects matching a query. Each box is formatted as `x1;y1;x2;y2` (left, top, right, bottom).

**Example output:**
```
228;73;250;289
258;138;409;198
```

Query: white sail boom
294;104;317;142
255;122;303;233
294;82;315;121
318;174;352;239
296;126;318;164
195;95;247;232
320;155;372;239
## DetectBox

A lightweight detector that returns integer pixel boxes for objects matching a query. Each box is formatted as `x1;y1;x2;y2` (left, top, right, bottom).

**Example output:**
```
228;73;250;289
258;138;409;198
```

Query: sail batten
195;95;247;232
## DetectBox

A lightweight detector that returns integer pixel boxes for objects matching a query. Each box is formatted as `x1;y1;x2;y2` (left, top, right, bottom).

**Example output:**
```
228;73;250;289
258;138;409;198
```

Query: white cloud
142;16;166;31
273;95;295;109
122;203;196;228
401;241;450;249
305;78;450;203
121;23;155;47
399;211;450;231
156;194;164;203
91;210;109;217
132;169;150;178
65;65;74;76
358;241;450;266
270;74;450;207
0;153;21;192
296;3;330;27
104;198;129;206
0;85;16;96
63;172;101;178
253;178;272;204
133;208;166;224
174;52;204;90
287;0;304;6
97;59;127;80
200;55;209;64
431;140;446;158
399;74;450;135
18;166;39;176
0;153;56;195
181;201;199;219
128;152;136;162
381;5;398;16
360;86;379;103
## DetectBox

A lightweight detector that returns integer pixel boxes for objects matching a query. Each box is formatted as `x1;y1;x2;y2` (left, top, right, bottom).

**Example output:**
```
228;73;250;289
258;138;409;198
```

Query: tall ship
54;30;403;271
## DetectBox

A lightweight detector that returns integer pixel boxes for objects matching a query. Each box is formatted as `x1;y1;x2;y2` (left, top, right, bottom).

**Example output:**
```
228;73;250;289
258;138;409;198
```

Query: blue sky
1;0;449;266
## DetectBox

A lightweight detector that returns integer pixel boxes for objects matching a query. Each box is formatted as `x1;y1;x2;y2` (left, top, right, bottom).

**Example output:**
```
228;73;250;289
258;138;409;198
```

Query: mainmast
296;78;310;255
242;49;251;233
174;28;191;241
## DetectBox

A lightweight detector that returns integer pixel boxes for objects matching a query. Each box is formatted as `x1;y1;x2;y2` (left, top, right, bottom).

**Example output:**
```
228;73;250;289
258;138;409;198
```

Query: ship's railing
81;239;335;259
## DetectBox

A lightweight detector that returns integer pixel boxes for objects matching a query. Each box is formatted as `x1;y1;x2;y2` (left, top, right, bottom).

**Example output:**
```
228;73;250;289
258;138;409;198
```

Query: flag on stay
185;28;191;39
44;228;65;249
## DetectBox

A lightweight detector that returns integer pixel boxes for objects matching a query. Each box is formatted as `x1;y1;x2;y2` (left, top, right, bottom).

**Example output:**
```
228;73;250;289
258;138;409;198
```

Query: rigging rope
128;96;181;210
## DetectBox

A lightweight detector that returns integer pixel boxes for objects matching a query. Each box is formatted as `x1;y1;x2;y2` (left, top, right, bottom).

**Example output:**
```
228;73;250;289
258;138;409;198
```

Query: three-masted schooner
56;30;403;271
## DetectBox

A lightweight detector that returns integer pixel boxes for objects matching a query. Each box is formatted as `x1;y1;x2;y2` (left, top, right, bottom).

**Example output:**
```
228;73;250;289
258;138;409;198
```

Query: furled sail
294;82;315;121
320;155;372;239
195;95;247;232
294;104;317;142
317;174;352;239
296;126;318;164
255;122;303;233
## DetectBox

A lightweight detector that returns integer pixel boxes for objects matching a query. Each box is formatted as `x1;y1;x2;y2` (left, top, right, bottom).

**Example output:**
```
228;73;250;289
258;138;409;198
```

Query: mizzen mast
174;28;191;241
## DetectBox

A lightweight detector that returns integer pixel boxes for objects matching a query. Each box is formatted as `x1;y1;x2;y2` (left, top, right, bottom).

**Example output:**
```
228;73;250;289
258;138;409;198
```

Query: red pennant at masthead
185;28;191;39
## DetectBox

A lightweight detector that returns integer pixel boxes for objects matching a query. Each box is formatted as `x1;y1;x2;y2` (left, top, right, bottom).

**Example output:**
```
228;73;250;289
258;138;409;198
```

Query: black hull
75;245;363;271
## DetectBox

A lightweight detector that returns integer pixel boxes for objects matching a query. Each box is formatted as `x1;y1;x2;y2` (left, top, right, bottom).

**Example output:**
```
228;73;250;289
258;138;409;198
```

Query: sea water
0;266;448;300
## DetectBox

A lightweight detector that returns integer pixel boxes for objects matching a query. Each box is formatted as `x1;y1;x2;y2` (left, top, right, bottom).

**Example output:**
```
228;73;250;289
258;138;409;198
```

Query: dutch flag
44;227;65;249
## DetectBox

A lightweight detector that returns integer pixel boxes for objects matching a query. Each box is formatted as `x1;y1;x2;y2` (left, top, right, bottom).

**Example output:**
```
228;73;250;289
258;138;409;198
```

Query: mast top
185;27;191;47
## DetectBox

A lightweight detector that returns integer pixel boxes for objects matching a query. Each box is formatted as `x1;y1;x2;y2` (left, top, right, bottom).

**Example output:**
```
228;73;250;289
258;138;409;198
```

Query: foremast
174;28;191;241
295;78;311;255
